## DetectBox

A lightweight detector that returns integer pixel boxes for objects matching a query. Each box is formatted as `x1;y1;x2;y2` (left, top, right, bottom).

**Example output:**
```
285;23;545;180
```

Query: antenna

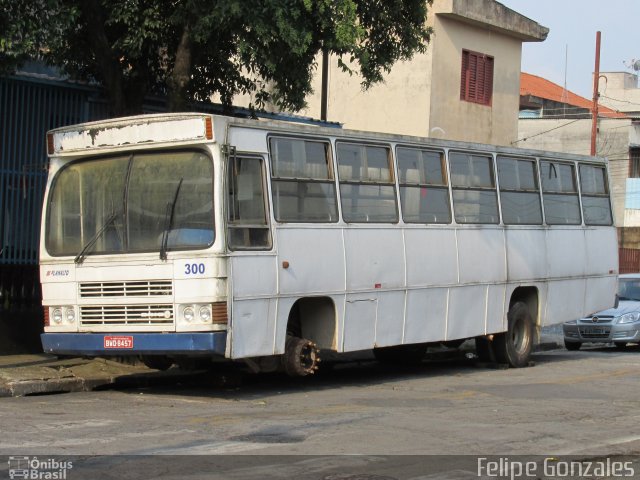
623;58;640;72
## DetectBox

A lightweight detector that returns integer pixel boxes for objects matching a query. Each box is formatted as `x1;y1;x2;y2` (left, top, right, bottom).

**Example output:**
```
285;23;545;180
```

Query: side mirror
614;294;620;309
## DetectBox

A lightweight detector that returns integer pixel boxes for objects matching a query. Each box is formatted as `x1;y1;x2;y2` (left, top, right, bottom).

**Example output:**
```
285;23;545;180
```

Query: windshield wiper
74;211;119;264
160;177;184;260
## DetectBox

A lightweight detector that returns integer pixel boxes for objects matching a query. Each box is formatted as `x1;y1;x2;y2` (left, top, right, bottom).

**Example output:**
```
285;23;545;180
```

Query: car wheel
493;301;534;367
614;342;628;349
564;340;581;351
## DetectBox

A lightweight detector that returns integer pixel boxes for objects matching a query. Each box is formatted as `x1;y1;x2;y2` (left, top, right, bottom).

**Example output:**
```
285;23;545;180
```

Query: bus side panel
404;288;448;343
584;276;617;317
447;285;487;339
457;228;506;284
505;229;548;281
343;294;376;351
545;279;587;325
404;229;457;286
230;255;278;358
584;227;618;316
374;290;405;347
546;228;587;278
485;284;507;335
585;228;618;275
277;228;345;294
344;228;405;291
230;298;277;358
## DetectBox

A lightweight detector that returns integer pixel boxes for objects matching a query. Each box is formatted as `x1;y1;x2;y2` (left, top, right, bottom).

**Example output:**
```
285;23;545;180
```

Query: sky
499;0;640;99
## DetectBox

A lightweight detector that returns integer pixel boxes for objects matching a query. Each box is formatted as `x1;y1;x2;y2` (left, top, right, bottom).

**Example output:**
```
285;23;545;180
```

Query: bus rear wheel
493;301;534;368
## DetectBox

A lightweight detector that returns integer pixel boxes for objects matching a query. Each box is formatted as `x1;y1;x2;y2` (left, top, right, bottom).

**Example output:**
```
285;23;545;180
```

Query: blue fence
0;74;109;267
0;74;109;311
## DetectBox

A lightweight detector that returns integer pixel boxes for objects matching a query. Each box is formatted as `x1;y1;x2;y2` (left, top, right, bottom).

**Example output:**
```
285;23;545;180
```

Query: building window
460;49;494;106
629;147;640;178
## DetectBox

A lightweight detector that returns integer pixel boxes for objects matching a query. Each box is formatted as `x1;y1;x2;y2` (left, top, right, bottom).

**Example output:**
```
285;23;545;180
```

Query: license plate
582;327;604;334
104;336;134;349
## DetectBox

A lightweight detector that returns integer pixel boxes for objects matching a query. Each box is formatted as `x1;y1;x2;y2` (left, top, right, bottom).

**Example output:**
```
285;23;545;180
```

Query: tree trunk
168;25;192;112
79;0;141;116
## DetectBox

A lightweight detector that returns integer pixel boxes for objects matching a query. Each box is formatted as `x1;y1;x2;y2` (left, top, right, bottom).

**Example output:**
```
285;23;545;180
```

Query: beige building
298;0;548;145
231;0;548;146
598;71;640;116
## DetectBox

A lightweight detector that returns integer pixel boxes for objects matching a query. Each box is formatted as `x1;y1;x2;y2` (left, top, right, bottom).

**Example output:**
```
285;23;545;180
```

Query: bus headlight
52;308;63;325
65;307;76;324
199;305;212;322
183;306;195;323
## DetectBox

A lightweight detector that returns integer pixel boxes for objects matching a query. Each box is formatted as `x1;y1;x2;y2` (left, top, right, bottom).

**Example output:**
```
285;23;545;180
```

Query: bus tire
373;343;427;365
493;301;534;368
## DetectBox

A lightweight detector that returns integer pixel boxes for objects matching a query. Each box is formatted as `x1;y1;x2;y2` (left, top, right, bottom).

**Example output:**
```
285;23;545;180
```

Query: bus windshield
46;150;214;257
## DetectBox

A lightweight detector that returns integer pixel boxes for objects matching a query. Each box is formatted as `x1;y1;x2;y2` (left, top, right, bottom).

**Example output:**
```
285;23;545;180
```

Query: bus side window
579;164;613;226
269;137;338;223
337;143;398;223
497;156;542;225
228;156;272;250
397;147;451;224
449;151;499;224
540;161;581;225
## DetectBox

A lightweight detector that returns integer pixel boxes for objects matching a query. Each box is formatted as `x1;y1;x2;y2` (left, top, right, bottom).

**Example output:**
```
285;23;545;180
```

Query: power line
512;119;582;145
600;94;640;108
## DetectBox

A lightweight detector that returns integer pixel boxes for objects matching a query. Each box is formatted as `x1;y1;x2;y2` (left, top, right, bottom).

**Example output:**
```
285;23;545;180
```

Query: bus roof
47;112;606;164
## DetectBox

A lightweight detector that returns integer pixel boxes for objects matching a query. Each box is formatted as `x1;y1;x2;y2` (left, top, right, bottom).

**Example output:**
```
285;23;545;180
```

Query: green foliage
0;0;432;114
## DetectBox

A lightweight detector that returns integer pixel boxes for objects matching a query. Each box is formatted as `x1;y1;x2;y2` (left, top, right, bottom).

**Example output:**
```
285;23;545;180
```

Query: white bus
40;113;618;375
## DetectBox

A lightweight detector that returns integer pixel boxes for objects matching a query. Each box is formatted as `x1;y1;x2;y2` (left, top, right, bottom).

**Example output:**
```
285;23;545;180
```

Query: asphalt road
0;345;639;479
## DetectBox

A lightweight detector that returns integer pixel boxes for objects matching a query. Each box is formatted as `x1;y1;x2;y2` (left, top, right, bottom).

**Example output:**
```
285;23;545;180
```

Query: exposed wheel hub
282;335;320;376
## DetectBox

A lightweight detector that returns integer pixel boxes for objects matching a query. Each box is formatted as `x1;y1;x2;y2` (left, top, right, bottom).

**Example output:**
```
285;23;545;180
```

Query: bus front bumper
41;332;227;356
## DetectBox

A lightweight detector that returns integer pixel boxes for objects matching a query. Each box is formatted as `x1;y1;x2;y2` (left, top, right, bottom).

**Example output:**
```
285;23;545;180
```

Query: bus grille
80;304;174;326
79;281;173;298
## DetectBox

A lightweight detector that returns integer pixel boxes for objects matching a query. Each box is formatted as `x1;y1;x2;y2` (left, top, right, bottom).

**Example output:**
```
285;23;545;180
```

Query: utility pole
320;48;329;121
590;31;601;156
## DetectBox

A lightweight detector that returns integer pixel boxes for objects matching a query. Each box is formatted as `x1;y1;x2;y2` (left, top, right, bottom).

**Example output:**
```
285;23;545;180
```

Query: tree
0;0;432;116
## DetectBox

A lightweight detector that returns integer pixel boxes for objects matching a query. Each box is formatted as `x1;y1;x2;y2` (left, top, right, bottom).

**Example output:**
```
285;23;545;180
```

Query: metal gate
0;73;108;310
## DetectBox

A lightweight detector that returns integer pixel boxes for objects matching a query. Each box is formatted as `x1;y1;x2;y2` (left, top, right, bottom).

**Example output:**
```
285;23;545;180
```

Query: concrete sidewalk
0;327;564;398
0;354;202;397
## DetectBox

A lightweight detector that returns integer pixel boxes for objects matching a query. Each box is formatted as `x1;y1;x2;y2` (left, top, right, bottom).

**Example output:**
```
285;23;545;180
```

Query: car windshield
618;279;640;301
46;150;214;257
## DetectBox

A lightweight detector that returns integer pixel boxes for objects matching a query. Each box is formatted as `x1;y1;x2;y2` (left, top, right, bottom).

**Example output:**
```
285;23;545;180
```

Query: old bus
40;113;618;375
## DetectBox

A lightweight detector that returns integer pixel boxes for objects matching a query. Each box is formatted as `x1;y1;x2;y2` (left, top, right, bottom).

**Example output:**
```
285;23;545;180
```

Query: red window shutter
460;49;493;106
484;56;494;105
460;51;469;100
468;54;477;100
